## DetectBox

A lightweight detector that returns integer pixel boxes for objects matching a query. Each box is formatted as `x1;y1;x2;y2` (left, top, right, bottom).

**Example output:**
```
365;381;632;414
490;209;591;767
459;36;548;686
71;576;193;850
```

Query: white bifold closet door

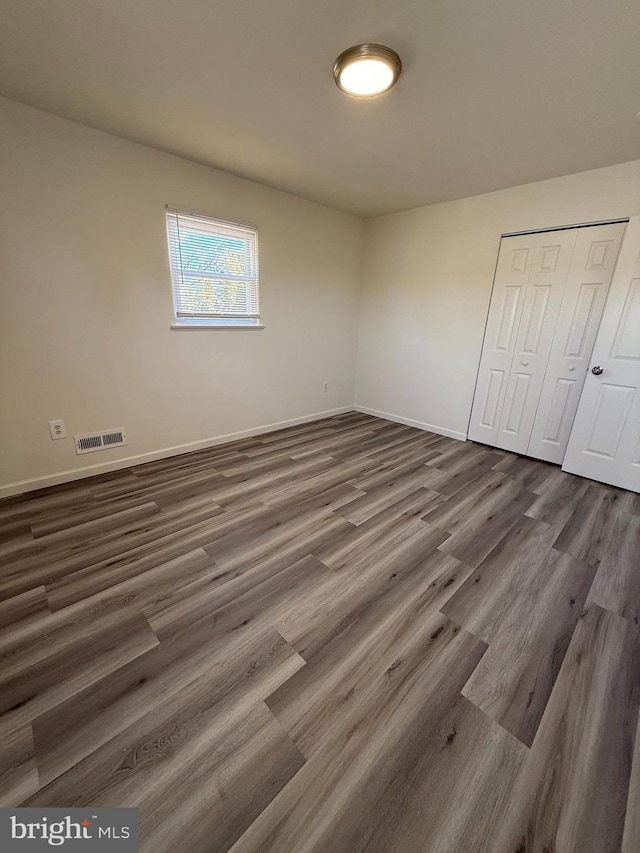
468;222;626;461
562;216;640;492
528;223;625;462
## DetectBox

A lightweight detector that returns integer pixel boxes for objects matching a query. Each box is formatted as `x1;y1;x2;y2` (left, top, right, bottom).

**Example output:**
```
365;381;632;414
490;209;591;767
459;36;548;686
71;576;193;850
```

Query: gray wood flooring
1;411;640;852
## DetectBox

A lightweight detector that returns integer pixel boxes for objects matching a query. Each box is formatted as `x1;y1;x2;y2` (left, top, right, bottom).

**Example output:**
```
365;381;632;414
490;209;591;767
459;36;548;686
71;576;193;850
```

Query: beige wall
0;98;364;495
356;159;640;439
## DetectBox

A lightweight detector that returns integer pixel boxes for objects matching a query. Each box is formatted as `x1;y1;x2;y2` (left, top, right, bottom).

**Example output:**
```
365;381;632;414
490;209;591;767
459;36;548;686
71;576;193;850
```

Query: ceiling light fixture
333;44;402;97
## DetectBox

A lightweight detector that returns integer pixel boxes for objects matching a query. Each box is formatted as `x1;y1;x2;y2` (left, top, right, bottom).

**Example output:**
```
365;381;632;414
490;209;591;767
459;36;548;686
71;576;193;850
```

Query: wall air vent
74;429;127;455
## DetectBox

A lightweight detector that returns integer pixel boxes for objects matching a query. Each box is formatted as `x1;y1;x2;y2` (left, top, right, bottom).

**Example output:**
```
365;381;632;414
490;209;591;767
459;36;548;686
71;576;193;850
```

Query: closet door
527;222;626;463
493;229;577;453
467;234;535;446
562;216;640;492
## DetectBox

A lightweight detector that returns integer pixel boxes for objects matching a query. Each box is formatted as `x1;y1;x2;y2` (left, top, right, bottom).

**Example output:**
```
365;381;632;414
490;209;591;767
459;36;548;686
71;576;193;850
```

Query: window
166;208;261;329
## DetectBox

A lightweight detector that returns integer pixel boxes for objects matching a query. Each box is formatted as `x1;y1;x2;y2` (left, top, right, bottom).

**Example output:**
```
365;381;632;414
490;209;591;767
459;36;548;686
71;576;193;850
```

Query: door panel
495;230;577;453
522;285;551;353
611;277;640;359
539;243;561;272
563;217;640;492
495;286;523;352
585;384;635;458
478;369;505;429
503;372;531;434
564;284;600;358
527;223;626;463
586;239;616;269
542;377;577;444
467;235;534;445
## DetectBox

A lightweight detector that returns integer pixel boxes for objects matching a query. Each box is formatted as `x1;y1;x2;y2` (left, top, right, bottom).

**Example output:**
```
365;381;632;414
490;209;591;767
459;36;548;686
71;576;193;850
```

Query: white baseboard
0;406;354;499
0;404;467;499
354;405;467;442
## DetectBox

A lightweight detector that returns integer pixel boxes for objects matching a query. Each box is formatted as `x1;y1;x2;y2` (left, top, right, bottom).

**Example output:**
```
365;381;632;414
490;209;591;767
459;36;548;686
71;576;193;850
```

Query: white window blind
166;208;260;324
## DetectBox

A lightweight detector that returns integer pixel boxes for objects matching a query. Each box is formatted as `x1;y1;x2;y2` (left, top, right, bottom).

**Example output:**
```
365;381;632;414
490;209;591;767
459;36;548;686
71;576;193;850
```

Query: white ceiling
0;0;639;216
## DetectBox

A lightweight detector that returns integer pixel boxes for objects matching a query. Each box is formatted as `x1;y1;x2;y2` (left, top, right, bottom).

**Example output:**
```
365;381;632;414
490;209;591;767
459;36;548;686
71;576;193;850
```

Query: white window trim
171;322;265;331
165;207;262;330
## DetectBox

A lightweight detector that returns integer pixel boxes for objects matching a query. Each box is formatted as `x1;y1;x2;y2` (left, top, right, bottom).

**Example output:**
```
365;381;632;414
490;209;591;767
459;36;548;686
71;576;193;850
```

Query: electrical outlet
48;419;67;440
322;381;328;392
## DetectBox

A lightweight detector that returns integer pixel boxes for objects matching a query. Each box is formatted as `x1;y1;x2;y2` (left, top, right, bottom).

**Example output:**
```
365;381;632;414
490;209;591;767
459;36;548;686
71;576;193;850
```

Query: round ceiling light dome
333;44;402;97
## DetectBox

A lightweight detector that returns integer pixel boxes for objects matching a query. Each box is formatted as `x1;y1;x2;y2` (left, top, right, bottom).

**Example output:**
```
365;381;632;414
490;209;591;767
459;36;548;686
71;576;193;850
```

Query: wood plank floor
1;411;640;852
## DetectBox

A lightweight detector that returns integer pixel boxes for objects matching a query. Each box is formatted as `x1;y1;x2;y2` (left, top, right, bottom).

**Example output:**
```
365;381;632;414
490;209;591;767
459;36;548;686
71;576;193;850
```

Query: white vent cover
74;428;127;455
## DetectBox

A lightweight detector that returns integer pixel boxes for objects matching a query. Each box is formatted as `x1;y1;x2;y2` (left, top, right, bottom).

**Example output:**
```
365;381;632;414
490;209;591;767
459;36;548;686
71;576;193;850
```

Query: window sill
171;324;265;331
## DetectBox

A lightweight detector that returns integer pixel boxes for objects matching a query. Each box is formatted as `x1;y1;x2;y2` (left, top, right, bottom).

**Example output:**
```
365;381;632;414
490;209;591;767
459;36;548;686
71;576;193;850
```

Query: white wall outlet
322;381;328;392
48;419;67;440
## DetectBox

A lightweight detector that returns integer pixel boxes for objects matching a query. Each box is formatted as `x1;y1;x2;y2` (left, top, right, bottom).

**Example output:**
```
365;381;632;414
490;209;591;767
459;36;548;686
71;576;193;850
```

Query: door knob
591;366;603;375
568;365;575;371
521;360;529;366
